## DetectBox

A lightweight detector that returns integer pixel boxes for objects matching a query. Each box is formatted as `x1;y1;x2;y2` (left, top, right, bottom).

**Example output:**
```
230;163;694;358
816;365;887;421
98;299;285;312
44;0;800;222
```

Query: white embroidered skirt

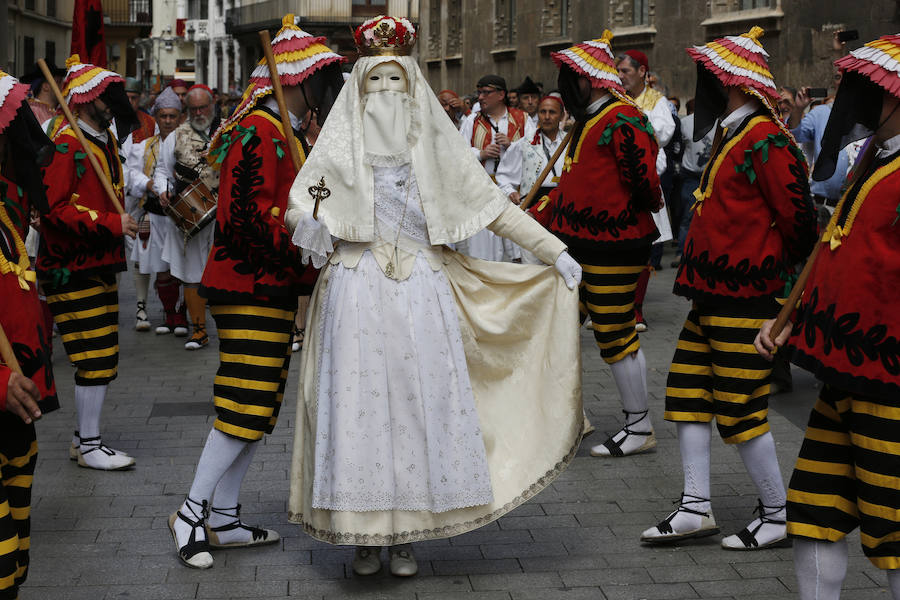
311;250;493;513
130;213;172;274
161;219;213;284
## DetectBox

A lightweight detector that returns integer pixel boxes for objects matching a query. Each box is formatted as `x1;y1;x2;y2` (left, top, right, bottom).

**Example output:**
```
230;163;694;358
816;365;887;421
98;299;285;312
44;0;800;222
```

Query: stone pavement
22;251;889;600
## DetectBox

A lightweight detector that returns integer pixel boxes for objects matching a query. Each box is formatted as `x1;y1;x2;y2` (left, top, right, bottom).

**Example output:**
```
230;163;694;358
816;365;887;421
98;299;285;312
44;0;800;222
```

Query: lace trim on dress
312;489;494;514
289;431;582;545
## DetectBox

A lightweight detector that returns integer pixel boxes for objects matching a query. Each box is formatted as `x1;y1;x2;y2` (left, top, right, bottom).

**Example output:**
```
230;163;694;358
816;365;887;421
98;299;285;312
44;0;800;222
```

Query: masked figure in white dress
286;16;584;577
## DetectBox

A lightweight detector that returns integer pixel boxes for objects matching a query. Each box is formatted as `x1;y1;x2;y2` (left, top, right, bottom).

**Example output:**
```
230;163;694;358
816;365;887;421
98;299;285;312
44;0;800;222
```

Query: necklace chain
384;169;414;280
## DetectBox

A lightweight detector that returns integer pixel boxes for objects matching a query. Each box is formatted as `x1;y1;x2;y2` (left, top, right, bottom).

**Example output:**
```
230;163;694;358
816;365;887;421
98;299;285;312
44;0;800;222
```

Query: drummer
154;84;220;350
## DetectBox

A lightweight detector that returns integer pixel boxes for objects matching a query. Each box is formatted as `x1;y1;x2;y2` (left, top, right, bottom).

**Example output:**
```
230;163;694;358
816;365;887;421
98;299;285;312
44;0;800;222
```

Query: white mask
363;61;408;94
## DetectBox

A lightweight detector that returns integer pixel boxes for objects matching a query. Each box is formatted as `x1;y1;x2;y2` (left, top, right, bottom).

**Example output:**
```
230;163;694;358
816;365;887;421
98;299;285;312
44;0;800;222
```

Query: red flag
71;0;107;67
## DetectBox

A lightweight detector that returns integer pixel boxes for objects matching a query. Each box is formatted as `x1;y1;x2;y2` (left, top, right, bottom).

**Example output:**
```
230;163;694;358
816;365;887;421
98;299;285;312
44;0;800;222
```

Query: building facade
226;0;419;83
4;0;73;76
419;0;899;102
133;0;195;90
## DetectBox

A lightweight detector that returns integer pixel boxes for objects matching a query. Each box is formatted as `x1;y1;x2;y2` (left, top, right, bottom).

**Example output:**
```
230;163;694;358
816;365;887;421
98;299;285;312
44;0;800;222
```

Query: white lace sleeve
291;212;334;269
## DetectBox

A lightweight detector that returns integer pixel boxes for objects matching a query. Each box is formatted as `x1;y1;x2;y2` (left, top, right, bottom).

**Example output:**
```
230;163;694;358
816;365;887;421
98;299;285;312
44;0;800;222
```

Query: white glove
291;213;334;269
554;251;582;290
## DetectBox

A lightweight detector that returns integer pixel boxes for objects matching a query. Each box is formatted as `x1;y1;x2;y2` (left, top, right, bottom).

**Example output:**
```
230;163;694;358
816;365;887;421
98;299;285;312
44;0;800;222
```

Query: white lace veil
287;55;508;245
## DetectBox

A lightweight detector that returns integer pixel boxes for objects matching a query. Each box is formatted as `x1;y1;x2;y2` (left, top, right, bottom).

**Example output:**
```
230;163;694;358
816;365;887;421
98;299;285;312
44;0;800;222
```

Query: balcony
105;0;151;26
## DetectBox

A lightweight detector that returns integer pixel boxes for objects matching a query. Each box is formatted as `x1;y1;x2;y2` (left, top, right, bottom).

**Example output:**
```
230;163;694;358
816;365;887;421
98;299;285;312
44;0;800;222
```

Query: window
352;0;387;17
25;0;34;11
741;0;771;8
633;0;648;26
45;40;55;64
24;37;35;68
46;0;56;17
494;0;516;46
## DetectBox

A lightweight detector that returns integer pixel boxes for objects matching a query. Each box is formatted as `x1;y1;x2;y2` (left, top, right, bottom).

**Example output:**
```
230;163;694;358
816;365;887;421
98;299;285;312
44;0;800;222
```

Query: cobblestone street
22;252;889;599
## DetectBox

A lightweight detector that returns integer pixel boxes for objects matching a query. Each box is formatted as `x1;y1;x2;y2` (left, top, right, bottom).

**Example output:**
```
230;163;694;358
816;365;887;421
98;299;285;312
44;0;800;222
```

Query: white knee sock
735;432;787;544
207;442;259;545
134;272;150;304
608;349;651;432
211;442;257;510
74;384;106;440
174;429;247;548
888;568;900;600
794;538;847;600
665;421;712;532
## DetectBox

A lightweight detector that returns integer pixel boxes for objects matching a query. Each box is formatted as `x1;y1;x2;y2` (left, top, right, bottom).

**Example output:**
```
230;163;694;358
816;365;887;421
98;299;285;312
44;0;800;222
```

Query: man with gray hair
154;84;220;350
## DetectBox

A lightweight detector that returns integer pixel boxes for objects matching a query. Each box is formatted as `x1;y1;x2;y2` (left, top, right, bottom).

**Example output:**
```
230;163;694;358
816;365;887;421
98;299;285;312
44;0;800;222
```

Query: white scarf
287;56;508;245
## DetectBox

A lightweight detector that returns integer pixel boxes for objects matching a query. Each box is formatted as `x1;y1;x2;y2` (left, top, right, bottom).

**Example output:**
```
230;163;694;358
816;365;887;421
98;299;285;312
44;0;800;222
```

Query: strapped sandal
168;498;213;569
590;409;657;457
206;504;280;549
291;326;305;353
77;436;135;470
641;494;719;544
721;499;790;550
135;301;151;331
184;324;209;350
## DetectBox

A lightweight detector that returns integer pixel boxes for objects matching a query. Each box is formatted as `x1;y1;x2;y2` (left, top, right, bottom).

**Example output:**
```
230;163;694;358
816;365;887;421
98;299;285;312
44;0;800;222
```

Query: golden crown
354;16;417;57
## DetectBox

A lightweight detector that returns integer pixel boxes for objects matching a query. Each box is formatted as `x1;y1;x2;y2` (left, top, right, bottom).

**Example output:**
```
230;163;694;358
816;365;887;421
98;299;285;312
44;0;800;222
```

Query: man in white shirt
496;95;565;207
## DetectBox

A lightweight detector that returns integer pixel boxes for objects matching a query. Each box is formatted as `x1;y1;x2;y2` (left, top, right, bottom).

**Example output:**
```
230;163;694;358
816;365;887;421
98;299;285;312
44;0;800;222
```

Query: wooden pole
258;30;303;174
520;128;574;211
768;242;821;342
37;59;126;216
0;323;23;375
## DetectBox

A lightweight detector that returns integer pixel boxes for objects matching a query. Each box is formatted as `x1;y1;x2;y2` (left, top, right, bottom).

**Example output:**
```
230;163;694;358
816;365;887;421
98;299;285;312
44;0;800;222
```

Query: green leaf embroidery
893;202;900;226
55;142;69;153
235;125;257;146
49;267;71;289
272;138;285;159
735;133;792;184
73;151;87;179
596;112;656;147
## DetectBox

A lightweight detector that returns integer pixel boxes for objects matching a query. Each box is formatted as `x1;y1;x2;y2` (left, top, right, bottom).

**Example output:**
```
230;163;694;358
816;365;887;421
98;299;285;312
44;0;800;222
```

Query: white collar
876;132;900;157
263;97;302;131
720;99;761;136
541;129;562;144
586;94;611;115
78;119;108;143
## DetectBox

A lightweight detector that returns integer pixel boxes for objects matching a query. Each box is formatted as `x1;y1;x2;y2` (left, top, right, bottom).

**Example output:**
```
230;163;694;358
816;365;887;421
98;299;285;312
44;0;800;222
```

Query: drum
165;180;217;241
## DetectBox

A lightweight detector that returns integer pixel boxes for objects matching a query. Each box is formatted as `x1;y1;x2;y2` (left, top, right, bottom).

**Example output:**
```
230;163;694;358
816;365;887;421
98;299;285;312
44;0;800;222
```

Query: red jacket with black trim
200;107;308;303
37;126;126;285
787;149;900;402
674;112;816;304
529;98;661;249
0;174;58;414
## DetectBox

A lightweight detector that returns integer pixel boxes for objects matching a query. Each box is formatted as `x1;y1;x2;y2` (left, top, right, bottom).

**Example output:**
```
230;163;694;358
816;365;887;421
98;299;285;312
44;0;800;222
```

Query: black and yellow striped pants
664;301;775;444
0;414;37;600
44;276;119;386
571;246;651;365
210;302;296;442
787;384;900;570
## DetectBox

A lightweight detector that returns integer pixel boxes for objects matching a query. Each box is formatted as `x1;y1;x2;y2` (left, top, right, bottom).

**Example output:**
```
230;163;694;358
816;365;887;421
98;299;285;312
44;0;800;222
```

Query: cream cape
285;56;510;245
287;250;583;544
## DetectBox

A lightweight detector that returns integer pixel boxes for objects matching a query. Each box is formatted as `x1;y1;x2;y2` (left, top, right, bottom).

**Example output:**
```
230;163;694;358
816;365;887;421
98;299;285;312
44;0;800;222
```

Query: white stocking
608;349;651;436
208;442;259;545
74;384;106;440
736;432;787;544
173;429;247;547
794;538;847;600
668;421;712;532
134;272;150;304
